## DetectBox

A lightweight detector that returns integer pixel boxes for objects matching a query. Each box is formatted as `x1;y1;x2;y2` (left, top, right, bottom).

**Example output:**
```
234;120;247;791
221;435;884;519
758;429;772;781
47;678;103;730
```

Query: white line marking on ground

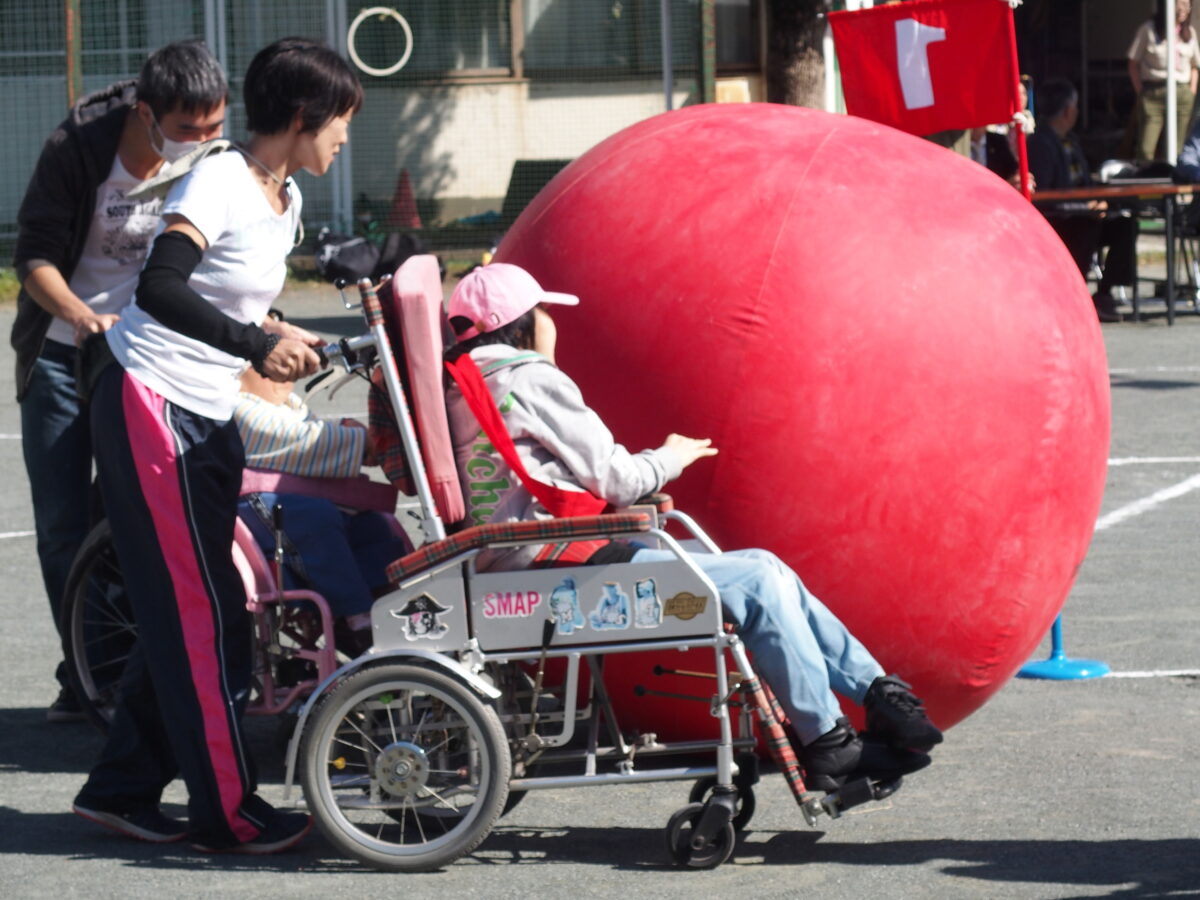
0;530;35;540
1109;365;1200;374
1093;472;1200;532
1109;456;1200;466
0;434;22;439
1106;669;1200;679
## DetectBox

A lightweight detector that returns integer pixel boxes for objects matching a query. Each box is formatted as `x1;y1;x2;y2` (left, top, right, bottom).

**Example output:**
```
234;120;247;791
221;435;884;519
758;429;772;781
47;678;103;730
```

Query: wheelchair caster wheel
665;803;735;869
688;777;756;831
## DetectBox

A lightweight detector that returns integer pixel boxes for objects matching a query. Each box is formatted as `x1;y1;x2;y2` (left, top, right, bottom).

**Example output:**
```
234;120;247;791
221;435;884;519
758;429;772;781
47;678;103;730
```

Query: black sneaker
191;811;312;855
1092;292;1123;323
73;800;187;843
47;686;87;724
864;674;944;751
799;718;931;793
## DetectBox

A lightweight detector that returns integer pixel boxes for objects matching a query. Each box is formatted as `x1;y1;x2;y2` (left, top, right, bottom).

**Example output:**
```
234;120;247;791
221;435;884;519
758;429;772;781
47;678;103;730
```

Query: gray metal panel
371;572;470;653
468;560;720;651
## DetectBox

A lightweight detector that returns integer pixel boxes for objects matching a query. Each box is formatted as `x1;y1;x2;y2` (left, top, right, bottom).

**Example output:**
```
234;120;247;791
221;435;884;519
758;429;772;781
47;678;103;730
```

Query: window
523;0;694;76
716;0;760;69
522;0;759;77
349;1;511;76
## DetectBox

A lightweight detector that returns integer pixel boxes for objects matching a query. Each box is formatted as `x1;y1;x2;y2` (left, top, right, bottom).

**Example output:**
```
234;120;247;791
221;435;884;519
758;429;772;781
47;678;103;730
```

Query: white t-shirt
107;151;302;420
1128;20;1200;85
48;155;162;346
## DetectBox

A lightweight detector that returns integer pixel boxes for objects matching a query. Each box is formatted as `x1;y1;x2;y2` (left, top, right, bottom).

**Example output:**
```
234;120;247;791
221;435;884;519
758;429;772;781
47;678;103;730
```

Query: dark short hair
243;38;364;135
136;40;227;119
446;309;537;361
1036;78;1078;122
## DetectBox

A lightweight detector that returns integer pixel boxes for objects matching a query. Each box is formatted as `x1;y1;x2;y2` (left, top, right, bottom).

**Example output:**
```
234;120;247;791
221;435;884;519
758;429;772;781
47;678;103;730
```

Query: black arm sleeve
136;230;272;366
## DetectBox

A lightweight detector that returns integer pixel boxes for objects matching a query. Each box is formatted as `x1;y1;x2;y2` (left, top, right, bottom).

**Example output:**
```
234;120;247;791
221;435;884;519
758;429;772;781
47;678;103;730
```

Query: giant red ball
497;103;1109;737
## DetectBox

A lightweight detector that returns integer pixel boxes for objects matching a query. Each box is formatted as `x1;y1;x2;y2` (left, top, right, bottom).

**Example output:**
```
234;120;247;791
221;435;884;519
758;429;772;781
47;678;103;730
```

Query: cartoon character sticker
390;593;451;641
589;582;630;630
633;577;663;629
548;577;585;635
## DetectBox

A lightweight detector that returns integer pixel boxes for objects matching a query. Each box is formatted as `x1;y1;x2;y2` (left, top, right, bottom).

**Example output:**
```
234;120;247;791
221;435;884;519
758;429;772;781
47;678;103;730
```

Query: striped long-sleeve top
234;391;366;478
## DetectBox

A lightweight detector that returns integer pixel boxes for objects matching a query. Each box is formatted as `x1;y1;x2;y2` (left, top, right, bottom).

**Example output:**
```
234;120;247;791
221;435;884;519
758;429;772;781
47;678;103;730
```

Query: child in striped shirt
235;366;406;656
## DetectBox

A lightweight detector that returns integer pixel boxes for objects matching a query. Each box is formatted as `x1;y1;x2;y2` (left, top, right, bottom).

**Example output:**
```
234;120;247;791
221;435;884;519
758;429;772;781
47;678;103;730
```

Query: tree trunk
765;0;828;108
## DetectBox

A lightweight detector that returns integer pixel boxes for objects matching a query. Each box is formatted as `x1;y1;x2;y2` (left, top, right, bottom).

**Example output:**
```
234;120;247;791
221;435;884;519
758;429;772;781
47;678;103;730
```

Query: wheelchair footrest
820;775;903;819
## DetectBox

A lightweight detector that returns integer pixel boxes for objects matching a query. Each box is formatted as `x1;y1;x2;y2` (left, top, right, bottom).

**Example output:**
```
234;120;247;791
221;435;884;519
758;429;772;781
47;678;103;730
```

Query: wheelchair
61;256;907;871
60;490;354;732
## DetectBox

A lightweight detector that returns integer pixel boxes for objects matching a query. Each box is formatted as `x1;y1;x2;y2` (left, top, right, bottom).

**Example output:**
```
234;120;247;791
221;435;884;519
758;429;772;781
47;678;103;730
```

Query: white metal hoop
347;6;413;77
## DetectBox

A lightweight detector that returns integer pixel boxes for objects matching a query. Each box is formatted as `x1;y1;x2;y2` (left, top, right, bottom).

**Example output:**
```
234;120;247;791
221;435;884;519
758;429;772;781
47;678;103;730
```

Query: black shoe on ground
864;674;944;751
799;718;931;793
73;799;187;843
1093;292;1122;323
47;686;87;724
191;811;312;855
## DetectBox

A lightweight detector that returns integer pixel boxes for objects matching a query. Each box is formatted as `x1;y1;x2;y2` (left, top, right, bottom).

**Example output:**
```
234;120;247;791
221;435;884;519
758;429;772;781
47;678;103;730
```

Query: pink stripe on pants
121;374;259;843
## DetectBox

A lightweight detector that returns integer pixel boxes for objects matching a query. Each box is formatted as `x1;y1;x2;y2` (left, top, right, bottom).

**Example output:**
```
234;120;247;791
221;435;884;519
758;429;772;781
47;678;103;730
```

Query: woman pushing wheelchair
444;262;942;793
72;38;361;855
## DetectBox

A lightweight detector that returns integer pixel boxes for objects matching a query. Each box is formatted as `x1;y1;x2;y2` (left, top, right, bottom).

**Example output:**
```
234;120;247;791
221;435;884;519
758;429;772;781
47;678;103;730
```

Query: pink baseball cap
448;263;579;342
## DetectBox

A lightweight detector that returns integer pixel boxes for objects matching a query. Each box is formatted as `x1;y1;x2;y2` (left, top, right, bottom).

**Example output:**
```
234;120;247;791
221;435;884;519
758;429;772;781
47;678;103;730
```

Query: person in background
1128;0;1200;161
971;77;1036;192
1172;107;1200;179
10;40;227;723
1027;79;1137;323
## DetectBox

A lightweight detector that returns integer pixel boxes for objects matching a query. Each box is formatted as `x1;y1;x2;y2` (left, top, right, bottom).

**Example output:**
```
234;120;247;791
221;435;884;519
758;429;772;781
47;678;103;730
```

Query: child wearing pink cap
444;262;942;794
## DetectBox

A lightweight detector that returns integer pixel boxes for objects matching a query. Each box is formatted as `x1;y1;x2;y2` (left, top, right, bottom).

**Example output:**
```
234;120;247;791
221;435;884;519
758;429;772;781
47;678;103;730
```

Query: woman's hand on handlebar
261;338;321;381
262;315;323;347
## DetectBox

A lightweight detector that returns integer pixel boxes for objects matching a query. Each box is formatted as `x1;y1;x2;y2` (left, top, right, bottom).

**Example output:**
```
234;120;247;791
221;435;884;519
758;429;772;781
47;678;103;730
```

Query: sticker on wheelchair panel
548;577;586;635
481;590;542;618
390;593;452;641
663;591;708;621
634;577;663;628
589;582;630;630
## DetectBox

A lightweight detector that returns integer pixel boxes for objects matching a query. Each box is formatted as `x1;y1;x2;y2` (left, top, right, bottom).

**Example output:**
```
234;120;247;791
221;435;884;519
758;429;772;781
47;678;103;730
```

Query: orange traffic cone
387;168;422;230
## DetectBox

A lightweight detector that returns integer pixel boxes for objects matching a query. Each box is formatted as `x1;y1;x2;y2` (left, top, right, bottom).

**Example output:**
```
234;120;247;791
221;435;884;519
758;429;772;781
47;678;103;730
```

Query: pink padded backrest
389;255;466;524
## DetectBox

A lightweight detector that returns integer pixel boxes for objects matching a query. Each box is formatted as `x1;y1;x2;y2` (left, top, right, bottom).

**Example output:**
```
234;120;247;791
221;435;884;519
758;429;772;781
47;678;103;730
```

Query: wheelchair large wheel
61;520;133;733
299;662;510;871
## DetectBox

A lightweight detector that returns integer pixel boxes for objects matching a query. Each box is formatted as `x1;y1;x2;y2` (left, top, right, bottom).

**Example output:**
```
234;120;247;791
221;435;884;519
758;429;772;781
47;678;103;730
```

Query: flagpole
1016;126;1031;200
999;0;1030;199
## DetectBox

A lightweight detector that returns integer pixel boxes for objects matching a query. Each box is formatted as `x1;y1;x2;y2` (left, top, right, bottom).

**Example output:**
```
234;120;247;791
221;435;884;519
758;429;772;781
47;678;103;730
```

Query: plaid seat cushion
386;512;652;584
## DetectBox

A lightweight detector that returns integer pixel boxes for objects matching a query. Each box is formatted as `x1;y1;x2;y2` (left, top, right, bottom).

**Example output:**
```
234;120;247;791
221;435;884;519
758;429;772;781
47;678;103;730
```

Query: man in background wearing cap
442;263;943;796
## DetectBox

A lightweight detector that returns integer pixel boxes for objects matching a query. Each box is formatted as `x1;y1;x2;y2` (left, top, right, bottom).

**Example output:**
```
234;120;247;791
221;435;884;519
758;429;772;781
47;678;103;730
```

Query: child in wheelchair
443;262;942;793
234;363;409;659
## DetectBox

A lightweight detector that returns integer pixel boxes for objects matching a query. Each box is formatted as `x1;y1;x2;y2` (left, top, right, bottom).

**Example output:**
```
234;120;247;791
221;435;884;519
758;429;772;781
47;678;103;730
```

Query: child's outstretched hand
663;434;718;471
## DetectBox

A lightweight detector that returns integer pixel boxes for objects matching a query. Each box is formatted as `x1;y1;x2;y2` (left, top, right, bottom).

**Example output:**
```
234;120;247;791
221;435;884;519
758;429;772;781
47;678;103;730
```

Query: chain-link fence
2;1;766;260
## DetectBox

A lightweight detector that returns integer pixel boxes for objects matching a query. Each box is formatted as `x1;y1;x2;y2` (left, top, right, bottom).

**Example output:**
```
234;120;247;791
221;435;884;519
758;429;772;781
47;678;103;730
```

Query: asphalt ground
0;281;1198;899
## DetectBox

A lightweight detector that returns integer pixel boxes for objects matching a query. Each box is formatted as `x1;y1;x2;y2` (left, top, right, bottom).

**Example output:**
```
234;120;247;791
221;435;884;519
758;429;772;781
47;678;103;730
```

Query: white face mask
148;114;200;164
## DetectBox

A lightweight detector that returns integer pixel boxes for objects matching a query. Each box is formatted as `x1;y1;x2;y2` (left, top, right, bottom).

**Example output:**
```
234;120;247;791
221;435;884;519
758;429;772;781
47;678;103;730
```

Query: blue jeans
20;340;94;686
631;547;884;745
238;493;409;618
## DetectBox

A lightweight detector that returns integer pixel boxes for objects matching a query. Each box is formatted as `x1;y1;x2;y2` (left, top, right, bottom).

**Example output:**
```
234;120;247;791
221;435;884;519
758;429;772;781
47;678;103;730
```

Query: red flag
829;0;1020;136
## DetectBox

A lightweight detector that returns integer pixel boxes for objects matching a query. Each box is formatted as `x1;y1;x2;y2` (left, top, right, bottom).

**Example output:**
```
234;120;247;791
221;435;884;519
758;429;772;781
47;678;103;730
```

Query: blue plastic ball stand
1017;616;1110;680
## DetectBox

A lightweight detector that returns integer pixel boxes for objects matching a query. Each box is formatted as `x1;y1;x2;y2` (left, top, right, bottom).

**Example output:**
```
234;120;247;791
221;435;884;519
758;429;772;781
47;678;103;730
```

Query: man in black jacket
1027;78;1138;323
12;40;226;723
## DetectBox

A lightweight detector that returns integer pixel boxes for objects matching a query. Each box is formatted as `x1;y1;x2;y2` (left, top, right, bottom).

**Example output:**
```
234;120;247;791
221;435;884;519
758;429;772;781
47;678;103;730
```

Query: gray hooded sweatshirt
446;344;683;571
